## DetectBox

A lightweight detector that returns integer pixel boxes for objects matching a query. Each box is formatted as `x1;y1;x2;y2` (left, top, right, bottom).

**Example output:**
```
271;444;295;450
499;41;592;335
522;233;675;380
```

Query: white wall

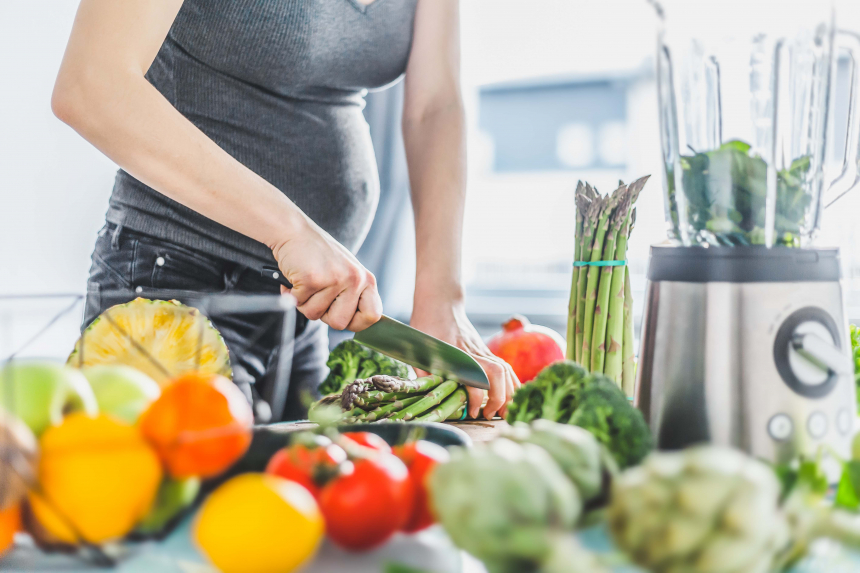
0;2;117;296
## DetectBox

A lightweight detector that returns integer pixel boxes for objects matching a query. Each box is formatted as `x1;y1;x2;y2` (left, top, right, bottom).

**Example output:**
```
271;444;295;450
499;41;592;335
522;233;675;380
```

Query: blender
637;0;860;462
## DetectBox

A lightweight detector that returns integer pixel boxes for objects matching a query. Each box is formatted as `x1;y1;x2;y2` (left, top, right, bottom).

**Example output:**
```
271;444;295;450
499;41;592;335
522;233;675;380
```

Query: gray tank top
106;0;418;267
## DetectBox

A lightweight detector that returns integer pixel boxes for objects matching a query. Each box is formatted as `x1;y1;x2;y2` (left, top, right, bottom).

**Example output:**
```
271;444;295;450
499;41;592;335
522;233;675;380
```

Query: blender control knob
767;414;793;441
790;324;851;379
807;411;828;440
773;308;843;399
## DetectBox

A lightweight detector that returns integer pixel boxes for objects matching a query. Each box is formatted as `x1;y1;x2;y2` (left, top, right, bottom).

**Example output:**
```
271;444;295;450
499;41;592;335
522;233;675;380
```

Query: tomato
393;441;450;533
342;432;391;453
265;440;347;498
318;453;413;551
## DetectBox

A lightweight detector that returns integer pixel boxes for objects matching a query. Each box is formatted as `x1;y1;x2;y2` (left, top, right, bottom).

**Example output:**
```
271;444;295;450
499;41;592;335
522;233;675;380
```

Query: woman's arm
402;0;520;419
53;0;381;331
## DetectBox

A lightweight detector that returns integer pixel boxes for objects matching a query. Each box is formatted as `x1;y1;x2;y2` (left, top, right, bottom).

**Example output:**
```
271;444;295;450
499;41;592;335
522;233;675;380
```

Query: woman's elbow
51;75;86;128
51;66;108;131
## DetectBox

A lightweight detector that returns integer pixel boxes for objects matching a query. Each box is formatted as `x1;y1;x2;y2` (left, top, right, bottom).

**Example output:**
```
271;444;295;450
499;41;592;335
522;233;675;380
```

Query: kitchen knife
261;266;490;390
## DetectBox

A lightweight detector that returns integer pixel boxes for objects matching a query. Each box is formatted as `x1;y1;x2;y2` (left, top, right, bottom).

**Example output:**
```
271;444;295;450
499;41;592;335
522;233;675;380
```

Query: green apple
81;365;161;424
0;360;98;436
135;477;201;536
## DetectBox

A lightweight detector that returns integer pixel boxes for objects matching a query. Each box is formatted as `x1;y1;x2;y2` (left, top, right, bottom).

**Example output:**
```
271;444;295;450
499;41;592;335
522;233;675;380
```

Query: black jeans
83;223;328;422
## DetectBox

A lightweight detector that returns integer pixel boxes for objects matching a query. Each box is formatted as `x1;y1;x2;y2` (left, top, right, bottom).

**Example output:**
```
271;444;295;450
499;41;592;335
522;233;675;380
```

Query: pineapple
68;298;231;385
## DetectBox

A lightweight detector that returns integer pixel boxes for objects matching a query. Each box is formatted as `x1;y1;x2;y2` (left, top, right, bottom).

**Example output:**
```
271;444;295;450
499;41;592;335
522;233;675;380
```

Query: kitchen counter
5;517;860;573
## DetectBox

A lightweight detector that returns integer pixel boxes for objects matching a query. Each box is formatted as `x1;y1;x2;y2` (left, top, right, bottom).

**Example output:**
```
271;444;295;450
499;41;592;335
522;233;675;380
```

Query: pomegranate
486;315;565;383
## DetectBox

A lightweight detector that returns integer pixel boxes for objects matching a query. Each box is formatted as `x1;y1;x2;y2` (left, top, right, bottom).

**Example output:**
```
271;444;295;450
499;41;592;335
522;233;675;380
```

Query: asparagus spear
414;388;468;423
567;184;589;359
603;212;633;383
580;185;624;368
368;374;443;394
355;396;424;422
590;193;630;374
622;263;637;397
574;192;601;363
353;390;413;408
448;403;466;421
388;380;460;421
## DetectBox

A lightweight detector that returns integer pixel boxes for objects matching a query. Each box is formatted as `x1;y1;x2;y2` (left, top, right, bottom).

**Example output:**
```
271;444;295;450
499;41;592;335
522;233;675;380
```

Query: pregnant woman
53;0;519;420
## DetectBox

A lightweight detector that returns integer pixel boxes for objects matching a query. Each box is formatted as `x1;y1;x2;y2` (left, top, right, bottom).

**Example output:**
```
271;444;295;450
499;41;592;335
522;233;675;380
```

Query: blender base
636;246;856;464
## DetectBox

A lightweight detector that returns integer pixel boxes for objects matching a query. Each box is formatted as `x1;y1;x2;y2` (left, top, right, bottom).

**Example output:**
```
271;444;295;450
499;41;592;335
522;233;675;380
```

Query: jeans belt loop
110;223;125;251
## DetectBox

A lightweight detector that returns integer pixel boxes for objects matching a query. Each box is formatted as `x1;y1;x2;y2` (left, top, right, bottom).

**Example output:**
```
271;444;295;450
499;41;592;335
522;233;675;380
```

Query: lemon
194;473;323;573
29;413;162;544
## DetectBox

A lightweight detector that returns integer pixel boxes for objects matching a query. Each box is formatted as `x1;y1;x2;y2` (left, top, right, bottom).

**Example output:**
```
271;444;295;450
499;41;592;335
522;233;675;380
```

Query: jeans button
156;256;165;267
135;286;143;294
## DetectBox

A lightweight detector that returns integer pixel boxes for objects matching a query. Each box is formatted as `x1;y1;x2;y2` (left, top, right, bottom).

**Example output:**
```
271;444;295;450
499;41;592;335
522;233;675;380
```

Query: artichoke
504;419;617;508
429;438;584;573
608;446;791;573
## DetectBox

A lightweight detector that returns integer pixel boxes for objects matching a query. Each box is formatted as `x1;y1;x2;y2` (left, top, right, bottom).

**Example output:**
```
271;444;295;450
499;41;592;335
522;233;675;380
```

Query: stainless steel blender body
636;246;856;462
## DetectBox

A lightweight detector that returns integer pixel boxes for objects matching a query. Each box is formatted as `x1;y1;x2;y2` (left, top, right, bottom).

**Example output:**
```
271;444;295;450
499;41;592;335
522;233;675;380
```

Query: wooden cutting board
444;419;507;443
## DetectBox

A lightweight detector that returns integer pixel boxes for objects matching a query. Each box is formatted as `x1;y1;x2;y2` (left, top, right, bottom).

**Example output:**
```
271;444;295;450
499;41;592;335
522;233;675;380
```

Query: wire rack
0;291;296;564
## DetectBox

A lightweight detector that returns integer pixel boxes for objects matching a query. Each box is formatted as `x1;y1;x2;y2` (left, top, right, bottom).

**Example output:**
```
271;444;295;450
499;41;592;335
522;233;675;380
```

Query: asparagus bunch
320;375;469;424
565;175;649;395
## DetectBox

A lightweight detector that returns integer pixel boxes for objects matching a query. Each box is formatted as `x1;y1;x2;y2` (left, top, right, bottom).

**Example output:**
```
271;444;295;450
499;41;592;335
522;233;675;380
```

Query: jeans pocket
135;240;223;292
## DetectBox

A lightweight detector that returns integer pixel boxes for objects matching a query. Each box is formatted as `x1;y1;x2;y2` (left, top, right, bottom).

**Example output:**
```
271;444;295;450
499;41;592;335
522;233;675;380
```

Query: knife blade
261;266;490;390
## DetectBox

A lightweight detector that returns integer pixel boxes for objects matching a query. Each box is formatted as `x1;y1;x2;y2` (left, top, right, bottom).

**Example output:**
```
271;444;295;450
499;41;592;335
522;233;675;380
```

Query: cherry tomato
394;441;450;533
265;440;347;498
318;453;413;551
342;431;392;453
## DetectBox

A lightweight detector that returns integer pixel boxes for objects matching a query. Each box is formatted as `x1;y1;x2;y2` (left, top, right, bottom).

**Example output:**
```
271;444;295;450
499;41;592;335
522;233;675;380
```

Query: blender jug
655;0;860;247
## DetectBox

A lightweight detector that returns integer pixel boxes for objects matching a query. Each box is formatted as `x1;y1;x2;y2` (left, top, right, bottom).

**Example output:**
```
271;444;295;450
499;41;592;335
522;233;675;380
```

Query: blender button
807;412;828;439
767;414;793;441
837;409;854;436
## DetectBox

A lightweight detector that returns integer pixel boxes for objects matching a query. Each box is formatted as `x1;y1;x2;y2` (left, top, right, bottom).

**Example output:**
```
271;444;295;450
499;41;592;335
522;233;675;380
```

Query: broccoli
568;378;652;469
318;339;409;396
506;361;589;424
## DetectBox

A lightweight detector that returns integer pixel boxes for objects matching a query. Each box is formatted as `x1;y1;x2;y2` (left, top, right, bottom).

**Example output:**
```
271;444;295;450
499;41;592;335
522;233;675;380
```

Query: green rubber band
573;260;627;267
459;390;469;420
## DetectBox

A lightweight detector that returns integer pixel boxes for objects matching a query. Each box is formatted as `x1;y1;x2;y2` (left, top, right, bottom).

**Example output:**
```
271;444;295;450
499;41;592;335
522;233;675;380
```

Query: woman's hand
410;293;520;420
272;219;382;332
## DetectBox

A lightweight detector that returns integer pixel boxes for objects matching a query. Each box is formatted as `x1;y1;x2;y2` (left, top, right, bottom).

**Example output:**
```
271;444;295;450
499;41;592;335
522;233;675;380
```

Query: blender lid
647;246;841;283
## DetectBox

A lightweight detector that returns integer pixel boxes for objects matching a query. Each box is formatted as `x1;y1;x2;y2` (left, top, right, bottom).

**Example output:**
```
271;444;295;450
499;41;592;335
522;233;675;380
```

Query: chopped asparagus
415;388;468;423
356;396;425;422
368;374;444;394
388;380;460;422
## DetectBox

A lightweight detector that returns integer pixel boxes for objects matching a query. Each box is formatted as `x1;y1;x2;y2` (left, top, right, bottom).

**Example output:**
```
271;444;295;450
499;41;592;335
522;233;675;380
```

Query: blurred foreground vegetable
851;324;860;411
429;438;583;573
504;420;616;509
429;419;615;573
319;340;409;396
506;361;651;468
608;446;860;573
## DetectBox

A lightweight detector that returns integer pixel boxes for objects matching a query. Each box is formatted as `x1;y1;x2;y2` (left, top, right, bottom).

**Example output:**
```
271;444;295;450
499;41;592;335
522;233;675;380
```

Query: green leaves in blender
667;140;812;247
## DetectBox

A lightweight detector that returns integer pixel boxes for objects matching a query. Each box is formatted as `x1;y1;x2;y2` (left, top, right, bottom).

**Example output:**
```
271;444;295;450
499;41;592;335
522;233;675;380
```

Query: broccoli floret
506;361;589;424
568;377;652;469
318;339;408;395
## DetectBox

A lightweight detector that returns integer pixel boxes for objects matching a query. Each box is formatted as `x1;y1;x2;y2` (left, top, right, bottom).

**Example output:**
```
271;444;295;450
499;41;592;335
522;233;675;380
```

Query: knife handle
261;266;293;289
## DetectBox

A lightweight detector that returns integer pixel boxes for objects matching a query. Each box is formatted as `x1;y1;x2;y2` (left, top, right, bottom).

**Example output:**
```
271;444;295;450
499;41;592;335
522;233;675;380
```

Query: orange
0;503;20;556
28;413;162;544
140;372;253;479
